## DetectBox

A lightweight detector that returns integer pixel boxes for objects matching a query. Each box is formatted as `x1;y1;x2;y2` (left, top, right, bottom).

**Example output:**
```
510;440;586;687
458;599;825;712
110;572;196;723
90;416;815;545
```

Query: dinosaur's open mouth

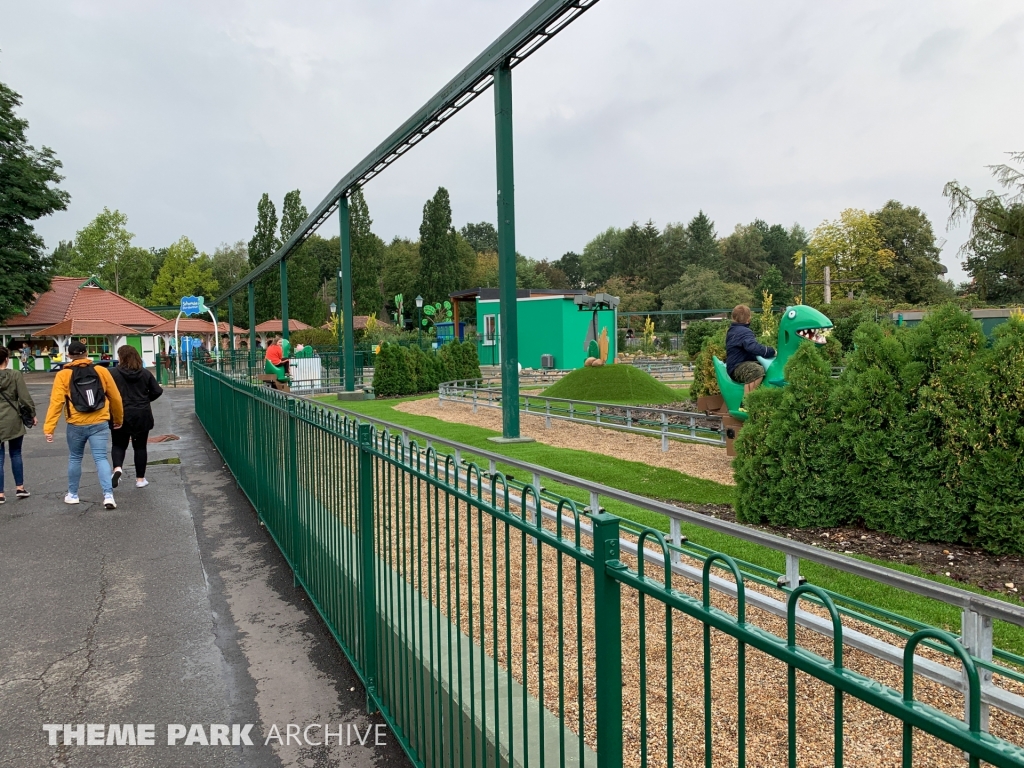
796;327;829;345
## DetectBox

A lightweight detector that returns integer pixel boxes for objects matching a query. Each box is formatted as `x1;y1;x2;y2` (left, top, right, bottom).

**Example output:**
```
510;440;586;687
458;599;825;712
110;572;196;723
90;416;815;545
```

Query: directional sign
180;296;204;316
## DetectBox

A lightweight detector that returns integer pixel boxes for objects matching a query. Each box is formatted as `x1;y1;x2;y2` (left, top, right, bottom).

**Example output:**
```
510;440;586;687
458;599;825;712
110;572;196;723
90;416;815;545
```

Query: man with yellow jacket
43;340;124;508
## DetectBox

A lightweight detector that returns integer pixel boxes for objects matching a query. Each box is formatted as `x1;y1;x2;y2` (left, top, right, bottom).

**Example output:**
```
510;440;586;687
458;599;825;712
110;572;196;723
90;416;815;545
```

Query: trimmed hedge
373;341;481;398
734;305;1024;555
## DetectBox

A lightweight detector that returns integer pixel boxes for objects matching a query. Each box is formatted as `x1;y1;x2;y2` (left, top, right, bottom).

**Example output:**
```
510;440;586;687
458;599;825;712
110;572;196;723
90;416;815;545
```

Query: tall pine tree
0;79;69;320
248;193;280;322
683;211;721;271
417;187;460;303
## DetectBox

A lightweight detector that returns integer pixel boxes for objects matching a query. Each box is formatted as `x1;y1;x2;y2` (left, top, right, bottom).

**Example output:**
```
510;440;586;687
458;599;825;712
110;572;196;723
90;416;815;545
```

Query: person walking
42;340;124;508
0;346;37;503
109;345;163;489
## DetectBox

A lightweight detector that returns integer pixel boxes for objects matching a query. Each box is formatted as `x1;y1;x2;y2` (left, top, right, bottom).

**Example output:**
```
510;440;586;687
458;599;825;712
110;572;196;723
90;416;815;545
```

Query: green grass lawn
313;393;1024;660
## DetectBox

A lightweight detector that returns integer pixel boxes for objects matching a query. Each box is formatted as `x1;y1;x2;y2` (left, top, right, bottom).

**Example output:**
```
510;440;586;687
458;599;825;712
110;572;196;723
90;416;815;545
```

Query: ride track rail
438;378;726;448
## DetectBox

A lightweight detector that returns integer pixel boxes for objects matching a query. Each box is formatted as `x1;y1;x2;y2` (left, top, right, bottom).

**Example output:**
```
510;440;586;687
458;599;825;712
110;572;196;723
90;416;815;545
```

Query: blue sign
180;295;204;316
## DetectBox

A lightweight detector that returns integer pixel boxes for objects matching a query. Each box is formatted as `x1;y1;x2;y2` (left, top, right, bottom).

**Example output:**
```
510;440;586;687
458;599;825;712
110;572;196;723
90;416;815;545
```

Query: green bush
684;320;719;358
372;343;415;397
689;327;727;398
733;304;1024;555
291;327;336;347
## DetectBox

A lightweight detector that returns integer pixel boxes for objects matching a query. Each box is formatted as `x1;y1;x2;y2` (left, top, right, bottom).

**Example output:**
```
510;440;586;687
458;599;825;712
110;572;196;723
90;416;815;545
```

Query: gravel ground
373;470;1024;768
396;398;736;486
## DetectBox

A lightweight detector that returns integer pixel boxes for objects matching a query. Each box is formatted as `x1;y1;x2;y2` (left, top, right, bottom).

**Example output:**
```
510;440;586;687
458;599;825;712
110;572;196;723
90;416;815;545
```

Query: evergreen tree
650;222;689;293
0;79;69;320
719;223;770;288
755;220;805;285
682;211;720;270
349;189;386;316
50;240;75;275
615;220;662;286
248;193;280;322
417;187;460;303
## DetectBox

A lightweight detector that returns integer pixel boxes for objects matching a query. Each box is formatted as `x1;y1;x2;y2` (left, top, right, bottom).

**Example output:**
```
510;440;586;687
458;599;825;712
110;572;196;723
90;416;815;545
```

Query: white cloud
4;0;1023;284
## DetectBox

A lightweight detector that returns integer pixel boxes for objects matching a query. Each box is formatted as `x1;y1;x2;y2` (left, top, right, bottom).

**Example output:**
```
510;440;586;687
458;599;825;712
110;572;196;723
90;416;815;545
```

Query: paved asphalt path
0;383;409;768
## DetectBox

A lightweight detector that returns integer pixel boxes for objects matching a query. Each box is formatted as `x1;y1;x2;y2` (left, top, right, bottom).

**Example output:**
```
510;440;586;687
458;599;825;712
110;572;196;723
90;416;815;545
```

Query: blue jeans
66;422;113;496
0;436;24;493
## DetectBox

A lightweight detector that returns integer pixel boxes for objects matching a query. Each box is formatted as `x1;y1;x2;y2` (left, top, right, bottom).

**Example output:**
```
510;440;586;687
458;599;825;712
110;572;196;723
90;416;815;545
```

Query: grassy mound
542;364;678;405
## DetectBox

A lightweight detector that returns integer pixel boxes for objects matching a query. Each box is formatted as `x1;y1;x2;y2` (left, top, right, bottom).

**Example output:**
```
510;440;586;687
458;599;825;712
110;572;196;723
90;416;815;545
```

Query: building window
80;336;111;356
482;314;496;346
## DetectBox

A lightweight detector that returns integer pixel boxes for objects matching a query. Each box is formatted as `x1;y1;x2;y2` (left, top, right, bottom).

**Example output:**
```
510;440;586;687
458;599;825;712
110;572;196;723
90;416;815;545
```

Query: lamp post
415;295;424;348
330;301;337;317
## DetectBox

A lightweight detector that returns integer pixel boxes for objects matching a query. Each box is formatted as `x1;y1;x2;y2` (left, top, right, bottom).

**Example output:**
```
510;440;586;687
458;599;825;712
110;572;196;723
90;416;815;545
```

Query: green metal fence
193;363;1024;768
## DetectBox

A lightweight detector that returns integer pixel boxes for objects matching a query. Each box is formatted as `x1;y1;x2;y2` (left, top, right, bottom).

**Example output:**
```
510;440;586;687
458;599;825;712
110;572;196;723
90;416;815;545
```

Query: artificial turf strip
312;394;1024;658
541;364;679;405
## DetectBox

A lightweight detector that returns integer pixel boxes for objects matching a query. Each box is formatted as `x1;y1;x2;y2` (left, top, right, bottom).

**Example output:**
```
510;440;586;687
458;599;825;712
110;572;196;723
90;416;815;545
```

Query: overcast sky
4;0;1023;285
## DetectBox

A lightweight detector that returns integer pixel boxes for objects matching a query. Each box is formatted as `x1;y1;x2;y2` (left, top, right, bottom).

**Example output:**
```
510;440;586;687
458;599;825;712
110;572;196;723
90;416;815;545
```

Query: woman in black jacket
109;345;163;488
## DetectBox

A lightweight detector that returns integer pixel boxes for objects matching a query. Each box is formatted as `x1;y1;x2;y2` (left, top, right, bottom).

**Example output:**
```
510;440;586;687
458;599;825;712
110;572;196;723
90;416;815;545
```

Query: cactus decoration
392;294;405;327
422;300;453;329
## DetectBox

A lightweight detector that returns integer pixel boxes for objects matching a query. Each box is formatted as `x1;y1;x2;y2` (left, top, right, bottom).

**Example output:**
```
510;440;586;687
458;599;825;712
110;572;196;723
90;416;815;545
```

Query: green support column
248;283;257;369
491;62;531;443
339;196;356;394
280;260;290;342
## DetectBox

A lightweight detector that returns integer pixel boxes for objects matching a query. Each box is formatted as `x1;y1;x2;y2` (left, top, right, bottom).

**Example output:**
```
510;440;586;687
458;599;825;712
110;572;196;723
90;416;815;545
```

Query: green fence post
591;512;624;768
494;61;522;440
358;423;378;713
248;283;257;371
280;260;290;342
287;397;300;588
340;195;356;392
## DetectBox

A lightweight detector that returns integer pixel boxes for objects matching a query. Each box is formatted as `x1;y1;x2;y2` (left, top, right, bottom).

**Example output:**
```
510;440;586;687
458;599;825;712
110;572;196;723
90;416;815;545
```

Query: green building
890;308;1018;338
451;288;618;370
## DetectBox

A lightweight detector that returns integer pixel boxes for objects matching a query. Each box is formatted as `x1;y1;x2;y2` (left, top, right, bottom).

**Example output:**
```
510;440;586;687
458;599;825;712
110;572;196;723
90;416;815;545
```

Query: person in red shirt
265;336;289;376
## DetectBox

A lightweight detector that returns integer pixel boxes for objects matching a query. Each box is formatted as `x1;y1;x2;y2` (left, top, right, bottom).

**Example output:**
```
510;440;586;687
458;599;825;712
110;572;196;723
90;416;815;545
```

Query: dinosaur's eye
788;310;796;319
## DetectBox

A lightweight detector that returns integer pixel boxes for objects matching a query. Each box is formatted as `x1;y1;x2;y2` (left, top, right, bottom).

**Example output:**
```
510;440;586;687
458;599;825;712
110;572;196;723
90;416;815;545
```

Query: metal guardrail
195;363;1024;766
439;378;725;448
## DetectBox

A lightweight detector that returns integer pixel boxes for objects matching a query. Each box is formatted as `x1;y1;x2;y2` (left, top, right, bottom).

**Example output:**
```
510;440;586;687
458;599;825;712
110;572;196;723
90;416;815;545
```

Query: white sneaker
64;493;80;504
136;478;149;488
103;494;116;509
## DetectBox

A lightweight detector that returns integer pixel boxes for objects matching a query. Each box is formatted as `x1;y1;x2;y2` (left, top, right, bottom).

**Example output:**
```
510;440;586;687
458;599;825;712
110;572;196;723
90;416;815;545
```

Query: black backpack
66;363;107;415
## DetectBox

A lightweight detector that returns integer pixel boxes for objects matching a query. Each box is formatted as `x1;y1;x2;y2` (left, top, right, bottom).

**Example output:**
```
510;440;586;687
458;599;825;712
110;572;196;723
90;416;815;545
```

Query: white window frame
482;314;497;346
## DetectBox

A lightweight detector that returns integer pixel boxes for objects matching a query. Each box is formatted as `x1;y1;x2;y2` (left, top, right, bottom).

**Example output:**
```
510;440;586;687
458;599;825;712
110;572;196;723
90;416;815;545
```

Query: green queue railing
193;362;1024;768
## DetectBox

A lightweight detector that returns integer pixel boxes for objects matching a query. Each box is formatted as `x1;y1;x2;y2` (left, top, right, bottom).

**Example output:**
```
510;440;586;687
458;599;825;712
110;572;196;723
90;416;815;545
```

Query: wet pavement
0;385;408;768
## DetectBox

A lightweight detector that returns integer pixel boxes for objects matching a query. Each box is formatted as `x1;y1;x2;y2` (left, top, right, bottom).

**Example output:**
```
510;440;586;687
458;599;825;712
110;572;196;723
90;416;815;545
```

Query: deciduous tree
417;187;460;304
659;265;751;311
719;223;769;288
459;221;498;253
800;209;895;304
148;237;218;305
248;193;280;321
872;200;952;305
0;79;68;320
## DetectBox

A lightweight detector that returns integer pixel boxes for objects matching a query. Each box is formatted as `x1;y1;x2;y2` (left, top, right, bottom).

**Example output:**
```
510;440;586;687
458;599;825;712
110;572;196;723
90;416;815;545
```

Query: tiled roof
146;318;246;335
4;276;166;329
33;319;140;337
254;318;312;333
